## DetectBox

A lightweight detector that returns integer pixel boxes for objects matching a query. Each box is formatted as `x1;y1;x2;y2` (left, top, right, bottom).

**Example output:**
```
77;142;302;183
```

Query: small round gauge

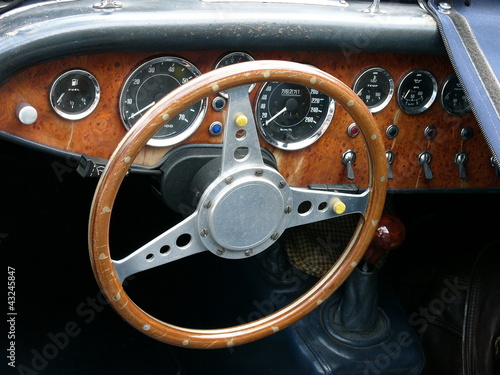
120;56;207;147
255;82;335;150
397;69;438;114
214;52;254;68
50;70;100;120
353;67;394;113
214;52;255;97
440;74;471;116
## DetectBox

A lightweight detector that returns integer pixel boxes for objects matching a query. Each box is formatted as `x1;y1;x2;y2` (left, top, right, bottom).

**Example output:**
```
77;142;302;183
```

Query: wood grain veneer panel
0;51;498;189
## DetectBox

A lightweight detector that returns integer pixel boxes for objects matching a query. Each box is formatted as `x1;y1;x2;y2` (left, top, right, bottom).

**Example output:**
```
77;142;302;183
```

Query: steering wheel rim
89;60;387;349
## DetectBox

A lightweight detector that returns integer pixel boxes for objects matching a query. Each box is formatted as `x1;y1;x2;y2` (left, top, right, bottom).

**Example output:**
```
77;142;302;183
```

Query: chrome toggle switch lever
418;151;433;180
491;156;500;177
454;152;468;179
342;150;356;180
386;150;394;179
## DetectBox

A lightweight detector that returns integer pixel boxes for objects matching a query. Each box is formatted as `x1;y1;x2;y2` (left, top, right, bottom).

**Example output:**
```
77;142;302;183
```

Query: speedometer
255;82;335;150
119;56;207;147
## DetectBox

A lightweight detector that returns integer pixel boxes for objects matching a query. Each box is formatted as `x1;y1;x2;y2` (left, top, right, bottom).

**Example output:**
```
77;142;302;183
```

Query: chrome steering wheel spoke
112;213;206;283
287;187;370;228
220;85;266;175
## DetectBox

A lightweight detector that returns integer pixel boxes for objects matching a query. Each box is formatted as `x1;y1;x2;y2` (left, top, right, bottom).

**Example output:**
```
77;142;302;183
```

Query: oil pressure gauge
50;69;100;120
397;69;438;114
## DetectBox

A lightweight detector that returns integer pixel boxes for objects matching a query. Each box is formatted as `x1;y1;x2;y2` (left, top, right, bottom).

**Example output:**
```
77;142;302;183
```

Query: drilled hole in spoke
146;253;155;262
234;146;249;161
298;201;312;215
160;245;171;255
176;234;192;249
318;202;328;211
235;129;246;140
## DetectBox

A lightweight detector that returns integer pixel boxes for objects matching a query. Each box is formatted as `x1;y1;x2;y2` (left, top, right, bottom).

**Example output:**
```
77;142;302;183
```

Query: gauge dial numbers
397;69;438;115
255;82;335;150
49;70;100;120
119;57;207;147
353;67;394;113
440;74;471;116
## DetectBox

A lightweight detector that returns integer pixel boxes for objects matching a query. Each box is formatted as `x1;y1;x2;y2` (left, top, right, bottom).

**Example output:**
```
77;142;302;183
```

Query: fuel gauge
50;69;100;120
353;67;394;113
397;69;437;114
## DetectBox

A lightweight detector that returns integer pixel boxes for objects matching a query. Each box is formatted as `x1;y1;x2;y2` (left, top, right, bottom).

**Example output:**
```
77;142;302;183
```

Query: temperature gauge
397;69;438;114
353;67;394;113
50;70;100;120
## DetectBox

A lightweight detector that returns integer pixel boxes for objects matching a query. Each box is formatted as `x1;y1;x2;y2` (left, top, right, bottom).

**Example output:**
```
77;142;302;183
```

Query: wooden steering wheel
89;61;387;349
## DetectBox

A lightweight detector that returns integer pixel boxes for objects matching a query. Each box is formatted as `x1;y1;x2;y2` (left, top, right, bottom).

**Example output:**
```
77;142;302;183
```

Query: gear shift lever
331;214;405;337
289;213;424;374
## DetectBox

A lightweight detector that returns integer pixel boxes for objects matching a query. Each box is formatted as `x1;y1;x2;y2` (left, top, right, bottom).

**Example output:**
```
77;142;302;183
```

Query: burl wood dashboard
1;50;498;191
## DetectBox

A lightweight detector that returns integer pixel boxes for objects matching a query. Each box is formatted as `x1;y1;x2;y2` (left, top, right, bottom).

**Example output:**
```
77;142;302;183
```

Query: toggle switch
491;156;500;177
418;151;433;180
454;152;468;179
386;151;395;179
342;150;356;180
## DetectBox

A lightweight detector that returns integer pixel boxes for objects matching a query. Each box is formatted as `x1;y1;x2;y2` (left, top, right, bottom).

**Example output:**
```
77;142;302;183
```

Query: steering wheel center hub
198;167;293;259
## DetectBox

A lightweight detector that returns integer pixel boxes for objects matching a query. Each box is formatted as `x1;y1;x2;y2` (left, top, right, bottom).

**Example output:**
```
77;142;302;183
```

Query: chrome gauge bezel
119;56;207;148
397;69;438;115
254;81;335;150
352;67;394;113
440;74;471;116
49;69;100;120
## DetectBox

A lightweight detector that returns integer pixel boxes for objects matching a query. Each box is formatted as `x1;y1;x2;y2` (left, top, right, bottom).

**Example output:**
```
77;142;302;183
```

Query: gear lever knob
362;214;405;265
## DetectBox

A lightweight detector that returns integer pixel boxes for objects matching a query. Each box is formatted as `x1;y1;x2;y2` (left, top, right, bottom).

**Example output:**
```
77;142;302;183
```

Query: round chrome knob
15;102;38;125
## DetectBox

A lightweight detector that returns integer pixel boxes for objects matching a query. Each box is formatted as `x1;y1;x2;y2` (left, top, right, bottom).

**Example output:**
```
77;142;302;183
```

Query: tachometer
119;57;207;147
397;69;438;114
255;82;335;150
353;67;394;113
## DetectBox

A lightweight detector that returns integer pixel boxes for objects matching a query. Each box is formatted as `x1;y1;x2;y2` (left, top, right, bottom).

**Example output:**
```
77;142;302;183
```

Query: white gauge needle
56;93;65;105
265;106;287;126
128;101;156;120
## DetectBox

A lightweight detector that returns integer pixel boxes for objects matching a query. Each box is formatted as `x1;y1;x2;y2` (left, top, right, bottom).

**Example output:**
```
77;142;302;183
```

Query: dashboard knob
15;102;38;125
